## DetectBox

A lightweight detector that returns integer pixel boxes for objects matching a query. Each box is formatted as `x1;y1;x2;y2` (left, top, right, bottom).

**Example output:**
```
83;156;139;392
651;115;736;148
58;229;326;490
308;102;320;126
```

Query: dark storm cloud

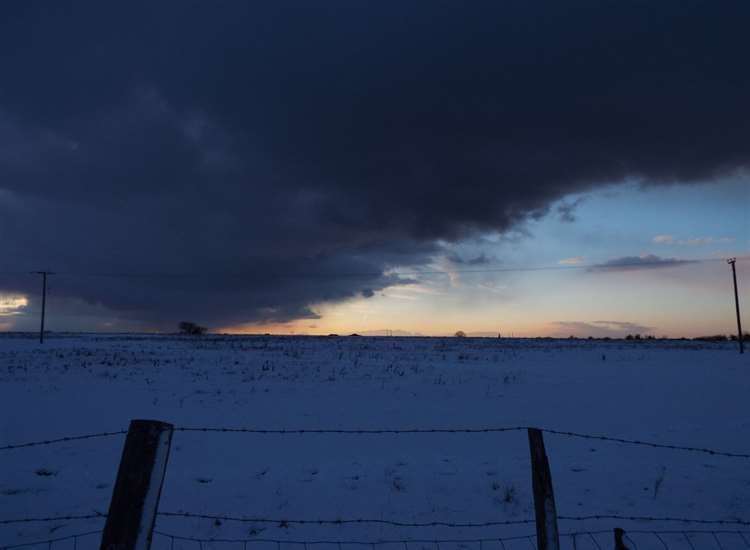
0;1;748;328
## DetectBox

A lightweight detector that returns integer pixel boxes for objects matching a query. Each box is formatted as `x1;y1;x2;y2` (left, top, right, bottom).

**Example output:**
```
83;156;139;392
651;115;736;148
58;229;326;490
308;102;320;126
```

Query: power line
0;257;743;281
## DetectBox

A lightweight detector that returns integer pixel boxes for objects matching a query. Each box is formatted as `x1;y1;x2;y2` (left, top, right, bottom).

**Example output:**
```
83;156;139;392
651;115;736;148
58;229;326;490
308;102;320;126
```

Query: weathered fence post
100;420;174;550
613;528;628;550
528;428;560;550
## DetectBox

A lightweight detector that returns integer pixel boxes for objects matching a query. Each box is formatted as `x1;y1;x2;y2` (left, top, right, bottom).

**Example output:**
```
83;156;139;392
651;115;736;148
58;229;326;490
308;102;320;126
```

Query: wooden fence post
528;428;560;550
613;528;628;550
100;420;174;550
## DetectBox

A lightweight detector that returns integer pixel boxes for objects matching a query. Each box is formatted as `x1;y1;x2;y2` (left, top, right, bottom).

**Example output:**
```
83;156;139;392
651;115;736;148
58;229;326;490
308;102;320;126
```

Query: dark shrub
179;321;207;336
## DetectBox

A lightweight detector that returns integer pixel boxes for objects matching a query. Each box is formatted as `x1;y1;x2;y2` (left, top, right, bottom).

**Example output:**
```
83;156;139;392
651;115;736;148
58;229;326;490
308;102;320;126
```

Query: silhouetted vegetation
178;321;207;336
694;334;729;342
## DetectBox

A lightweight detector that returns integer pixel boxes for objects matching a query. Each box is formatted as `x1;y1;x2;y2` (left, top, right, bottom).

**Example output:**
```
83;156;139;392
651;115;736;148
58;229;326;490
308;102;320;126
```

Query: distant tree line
691;333;749;342
172;323;748;341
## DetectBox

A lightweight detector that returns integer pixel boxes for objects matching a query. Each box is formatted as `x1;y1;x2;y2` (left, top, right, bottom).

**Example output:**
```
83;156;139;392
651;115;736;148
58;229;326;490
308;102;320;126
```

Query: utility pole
727;258;743;354
32;271;53;344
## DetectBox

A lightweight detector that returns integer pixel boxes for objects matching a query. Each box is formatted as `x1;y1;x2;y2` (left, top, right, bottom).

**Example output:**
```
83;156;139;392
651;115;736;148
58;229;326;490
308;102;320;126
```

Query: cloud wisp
588;255;696;272
652;235;735;246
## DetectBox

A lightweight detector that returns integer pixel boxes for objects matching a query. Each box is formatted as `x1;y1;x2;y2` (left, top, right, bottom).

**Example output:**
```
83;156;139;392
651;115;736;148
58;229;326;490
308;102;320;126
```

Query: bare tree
179;321;207;336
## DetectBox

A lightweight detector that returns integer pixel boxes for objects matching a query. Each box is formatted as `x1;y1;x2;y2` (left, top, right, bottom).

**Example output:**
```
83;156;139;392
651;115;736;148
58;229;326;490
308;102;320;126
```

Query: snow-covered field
1;334;749;550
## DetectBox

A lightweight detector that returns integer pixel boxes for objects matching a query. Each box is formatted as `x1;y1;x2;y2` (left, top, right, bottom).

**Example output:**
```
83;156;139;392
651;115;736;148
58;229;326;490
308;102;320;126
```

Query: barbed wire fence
4;514;750;530
4;426;750;458
3;422;750;550
147;530;750;550
4;530;750;550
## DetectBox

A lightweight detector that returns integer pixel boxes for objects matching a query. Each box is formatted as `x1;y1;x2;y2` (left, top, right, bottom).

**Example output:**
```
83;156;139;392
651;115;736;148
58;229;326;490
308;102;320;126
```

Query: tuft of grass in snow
391;476;406;492
653;465;667;499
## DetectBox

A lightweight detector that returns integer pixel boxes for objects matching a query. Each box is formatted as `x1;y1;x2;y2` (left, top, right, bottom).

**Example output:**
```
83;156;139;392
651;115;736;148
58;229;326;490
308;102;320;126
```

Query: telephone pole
32;271;54;344
727;258;743;354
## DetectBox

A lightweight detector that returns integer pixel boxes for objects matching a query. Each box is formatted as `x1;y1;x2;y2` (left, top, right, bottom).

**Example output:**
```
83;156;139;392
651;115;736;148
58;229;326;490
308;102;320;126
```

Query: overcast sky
0;2;748;337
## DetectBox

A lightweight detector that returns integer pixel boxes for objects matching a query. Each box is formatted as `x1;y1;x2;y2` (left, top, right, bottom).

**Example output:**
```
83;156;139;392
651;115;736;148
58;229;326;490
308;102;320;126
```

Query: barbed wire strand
622;531;750;550
0;514;106;525
156;512;535;528
0;530;101;550
151;531;750;547
625;530;750;536
540;429;750;459
4;512;750;530
557;516;750;527
173;427;527;435
3;425;749;460
626;527;748;550
172;426;750;459
153;532;543;546
0;430;127;452
154;512;750;528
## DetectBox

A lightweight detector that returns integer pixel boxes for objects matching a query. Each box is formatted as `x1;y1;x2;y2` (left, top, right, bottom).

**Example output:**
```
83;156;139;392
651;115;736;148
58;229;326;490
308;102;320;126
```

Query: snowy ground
1;334;749;550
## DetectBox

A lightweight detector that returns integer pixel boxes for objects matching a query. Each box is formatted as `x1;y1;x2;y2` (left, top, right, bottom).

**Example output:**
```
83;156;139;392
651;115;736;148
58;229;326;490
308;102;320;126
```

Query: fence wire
0;514;106;525
0;430;127;452
3;528;750;550
154;513;750;529
4;514;750;529
539;430;750;459
155;512;535;528
146;530;750;550
4;424;750;550
173;427;528;435
171;426;750;460
3;426;748;460
0;530;101;550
